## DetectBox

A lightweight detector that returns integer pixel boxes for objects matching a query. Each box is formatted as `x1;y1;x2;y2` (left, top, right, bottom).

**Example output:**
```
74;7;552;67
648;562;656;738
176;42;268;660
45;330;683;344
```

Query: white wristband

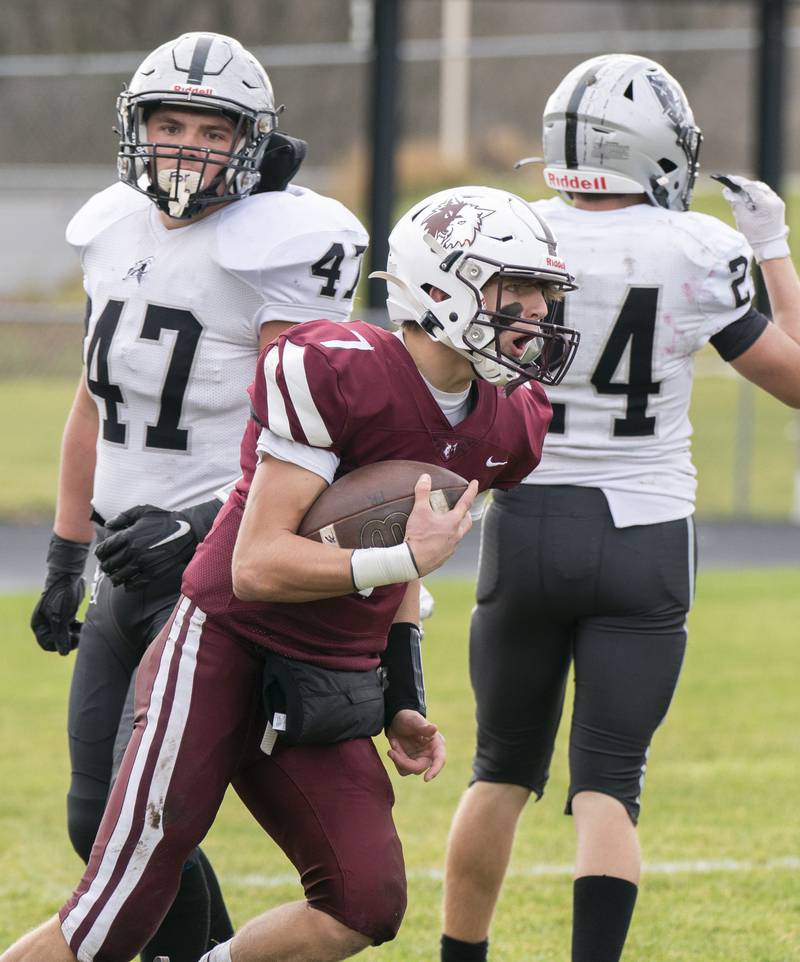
351;542;419;591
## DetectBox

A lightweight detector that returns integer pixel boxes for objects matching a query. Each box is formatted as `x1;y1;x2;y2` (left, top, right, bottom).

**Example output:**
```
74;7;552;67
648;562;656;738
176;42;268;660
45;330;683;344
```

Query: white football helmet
536;54;702;211
371;186;580;389
117;32;279;218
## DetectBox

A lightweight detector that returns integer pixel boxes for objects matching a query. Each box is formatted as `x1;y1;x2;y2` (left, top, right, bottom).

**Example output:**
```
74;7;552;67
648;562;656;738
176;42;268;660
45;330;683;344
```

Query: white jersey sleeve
692;216;756;350
256;428;340;484
215;185;369;329
525;198;757;527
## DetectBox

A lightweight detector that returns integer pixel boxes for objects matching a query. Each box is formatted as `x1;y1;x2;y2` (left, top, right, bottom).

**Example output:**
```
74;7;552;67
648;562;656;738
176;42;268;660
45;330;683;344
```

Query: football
298;460;468;549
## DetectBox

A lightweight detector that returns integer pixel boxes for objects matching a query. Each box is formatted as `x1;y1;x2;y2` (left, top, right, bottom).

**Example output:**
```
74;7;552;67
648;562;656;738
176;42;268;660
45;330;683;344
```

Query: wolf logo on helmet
421;198;494;250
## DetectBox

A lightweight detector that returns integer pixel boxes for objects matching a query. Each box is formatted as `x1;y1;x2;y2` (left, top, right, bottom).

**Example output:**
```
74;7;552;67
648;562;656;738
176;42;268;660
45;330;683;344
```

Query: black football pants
469;484;695;823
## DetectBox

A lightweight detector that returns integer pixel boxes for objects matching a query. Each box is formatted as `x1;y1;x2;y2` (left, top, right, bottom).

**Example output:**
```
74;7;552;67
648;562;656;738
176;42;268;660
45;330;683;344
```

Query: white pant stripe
63;597;205;960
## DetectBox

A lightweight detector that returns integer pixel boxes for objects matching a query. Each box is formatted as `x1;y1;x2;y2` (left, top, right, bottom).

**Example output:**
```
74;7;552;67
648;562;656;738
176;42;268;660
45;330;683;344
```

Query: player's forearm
54;378;98;543
232;532;357;602
759;256;800;347
393;580;421;625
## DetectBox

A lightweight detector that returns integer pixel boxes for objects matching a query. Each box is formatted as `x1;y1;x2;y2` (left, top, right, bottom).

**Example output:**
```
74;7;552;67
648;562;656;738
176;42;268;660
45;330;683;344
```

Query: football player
27;31;368;962
439;55;800;962
3;186;579;962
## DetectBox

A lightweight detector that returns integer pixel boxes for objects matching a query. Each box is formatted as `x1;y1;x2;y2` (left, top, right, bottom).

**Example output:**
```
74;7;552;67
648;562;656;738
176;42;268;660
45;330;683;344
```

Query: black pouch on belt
261;650;386;747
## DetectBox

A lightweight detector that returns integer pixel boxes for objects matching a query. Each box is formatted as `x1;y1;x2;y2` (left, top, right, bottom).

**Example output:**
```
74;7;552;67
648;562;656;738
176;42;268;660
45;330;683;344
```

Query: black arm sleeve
709;307;769;362
380;622;426;727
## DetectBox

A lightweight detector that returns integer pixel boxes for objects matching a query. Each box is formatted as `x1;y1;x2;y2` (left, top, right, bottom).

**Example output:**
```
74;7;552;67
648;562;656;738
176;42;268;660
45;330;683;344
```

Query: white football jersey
68;182;368;521
525;197;756;526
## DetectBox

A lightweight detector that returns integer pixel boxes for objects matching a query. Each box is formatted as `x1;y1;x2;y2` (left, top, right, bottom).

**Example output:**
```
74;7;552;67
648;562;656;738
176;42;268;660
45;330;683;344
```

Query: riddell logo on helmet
172;83;215;96
546;256;567;270
546;171;608;191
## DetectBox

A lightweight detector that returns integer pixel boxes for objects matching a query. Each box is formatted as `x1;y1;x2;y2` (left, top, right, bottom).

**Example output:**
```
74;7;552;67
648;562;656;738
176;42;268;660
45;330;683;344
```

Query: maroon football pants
59;597;407;962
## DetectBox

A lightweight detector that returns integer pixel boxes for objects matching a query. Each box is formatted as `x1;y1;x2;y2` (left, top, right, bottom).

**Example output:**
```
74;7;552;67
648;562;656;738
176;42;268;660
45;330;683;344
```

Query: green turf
0;377;76;521
1;572;798;958
689;372;797;517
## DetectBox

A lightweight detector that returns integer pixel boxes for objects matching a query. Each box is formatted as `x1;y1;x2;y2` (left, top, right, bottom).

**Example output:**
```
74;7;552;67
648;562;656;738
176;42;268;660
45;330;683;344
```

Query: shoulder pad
677;210;747;252
65;182;150;250
252;320;362;450
286;318;385;351
657;209;751;269
215;186;368;273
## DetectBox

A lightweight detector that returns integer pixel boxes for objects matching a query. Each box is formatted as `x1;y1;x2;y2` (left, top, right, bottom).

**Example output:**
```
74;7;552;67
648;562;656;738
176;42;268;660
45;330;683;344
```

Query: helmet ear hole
421;283;451;303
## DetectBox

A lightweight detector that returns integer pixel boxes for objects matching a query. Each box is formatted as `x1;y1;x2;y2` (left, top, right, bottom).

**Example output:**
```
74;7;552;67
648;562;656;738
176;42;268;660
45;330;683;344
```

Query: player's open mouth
510;333;534;356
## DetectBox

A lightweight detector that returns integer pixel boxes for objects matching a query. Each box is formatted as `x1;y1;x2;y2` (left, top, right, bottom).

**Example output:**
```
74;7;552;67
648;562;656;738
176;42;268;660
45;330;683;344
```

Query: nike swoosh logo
149;520;191;550
486;457;509;468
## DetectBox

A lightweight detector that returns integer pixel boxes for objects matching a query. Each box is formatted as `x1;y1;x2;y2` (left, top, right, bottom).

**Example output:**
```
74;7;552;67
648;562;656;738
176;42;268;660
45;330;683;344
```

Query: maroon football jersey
182;320;551;669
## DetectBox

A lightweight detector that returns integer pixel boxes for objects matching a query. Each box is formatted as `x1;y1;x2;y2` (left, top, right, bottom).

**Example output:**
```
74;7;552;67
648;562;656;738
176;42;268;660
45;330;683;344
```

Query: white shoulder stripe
281;341;333;448
263;346;292;440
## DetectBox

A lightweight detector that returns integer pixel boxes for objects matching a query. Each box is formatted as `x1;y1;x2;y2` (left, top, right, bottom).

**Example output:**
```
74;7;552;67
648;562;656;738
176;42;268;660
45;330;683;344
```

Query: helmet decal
538;54;703;212
647;70;690;130
370;186;581;390
421;198;494;250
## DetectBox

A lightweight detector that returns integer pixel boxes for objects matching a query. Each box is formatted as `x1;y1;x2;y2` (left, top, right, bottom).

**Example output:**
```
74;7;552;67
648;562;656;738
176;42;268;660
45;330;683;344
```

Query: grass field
1;572;798;960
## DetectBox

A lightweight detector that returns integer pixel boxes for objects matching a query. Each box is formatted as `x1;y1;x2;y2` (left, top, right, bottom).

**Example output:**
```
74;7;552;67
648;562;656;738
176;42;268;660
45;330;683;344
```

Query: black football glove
30;534;91;655
94;498;221;591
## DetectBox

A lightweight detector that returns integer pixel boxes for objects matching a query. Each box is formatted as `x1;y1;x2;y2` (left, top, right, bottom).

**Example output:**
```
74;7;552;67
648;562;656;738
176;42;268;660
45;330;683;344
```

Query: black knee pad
66;793;106;863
